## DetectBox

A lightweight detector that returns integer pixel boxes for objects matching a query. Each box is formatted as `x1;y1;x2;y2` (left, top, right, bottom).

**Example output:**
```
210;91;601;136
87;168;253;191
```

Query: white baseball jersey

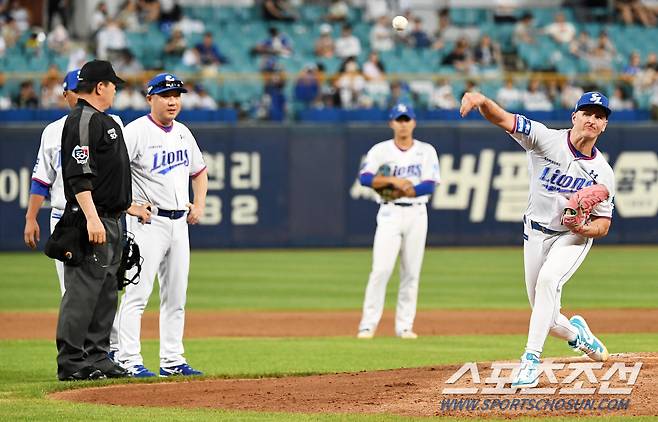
509;115;615;231
31;114;124;211
123;115;206;210
360;139;440;204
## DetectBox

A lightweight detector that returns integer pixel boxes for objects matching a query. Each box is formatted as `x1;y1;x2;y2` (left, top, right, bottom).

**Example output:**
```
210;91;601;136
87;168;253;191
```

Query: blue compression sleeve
30;179;50;197
359;173;374;187
413;181;435;197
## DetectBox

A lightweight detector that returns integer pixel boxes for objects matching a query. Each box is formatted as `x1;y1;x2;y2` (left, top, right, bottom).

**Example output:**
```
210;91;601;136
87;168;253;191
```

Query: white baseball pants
114;214;190;367
359;203;428;335
523;217;592;355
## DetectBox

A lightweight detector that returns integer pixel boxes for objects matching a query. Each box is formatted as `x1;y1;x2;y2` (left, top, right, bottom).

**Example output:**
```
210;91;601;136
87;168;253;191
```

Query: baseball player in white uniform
460;91;614;388
112;73;207;378
24;70;124;295
357;104;440;340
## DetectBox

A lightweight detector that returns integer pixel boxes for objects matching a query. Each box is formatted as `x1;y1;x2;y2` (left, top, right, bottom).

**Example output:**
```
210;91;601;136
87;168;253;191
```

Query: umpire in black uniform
56;60;145;380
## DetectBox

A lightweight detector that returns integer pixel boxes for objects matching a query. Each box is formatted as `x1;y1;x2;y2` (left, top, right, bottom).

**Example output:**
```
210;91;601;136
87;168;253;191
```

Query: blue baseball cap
389;103;416;120
146;73;188;96
62;69;80;92
574;91;611;117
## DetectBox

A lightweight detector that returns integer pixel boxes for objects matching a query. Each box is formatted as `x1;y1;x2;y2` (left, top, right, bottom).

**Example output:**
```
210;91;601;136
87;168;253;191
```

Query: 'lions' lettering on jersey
124;115;206;210
360;139;440;204
509;114;615;230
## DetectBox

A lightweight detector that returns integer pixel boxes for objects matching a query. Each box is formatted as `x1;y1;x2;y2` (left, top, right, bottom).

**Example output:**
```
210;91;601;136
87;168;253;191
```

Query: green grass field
1;246;657;421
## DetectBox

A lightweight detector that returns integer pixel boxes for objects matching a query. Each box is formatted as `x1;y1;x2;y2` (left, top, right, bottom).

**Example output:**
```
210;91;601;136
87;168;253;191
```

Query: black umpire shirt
61;98;131;213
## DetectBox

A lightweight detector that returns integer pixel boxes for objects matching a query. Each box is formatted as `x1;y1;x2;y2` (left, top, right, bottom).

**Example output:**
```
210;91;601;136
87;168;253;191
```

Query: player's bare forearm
24;194;46;249
75;191;106;244
577;217;611;239
460;92;516;133
188;170;208;224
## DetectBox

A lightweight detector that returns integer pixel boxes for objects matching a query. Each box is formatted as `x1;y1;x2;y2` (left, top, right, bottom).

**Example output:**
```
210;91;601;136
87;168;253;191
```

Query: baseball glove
561;184;609;233
374;164;398;201
116;231;143;290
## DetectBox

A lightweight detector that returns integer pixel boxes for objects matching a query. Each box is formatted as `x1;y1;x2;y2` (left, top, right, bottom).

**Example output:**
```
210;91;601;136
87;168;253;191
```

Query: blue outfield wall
0;122;657;250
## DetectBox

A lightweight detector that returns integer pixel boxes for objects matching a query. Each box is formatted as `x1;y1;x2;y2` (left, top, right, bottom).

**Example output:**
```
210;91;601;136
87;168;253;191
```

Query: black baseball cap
78;60;125;85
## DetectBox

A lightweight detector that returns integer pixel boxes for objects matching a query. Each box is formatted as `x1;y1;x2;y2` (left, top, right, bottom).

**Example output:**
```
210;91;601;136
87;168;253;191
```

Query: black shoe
97;362;130;378
60;366;106;381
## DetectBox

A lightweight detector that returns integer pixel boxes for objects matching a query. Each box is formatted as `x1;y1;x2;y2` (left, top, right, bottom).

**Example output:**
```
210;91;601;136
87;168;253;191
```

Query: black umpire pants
56;215;123;379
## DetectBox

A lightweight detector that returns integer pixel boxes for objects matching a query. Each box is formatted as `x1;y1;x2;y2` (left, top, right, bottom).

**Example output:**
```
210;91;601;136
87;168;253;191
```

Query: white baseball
392;15;408;31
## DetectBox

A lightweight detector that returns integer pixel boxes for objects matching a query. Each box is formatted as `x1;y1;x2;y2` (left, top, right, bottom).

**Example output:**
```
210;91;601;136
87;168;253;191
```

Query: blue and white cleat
512;352;541;389
569;315;609;362
159;363;203;377
127;364;156;378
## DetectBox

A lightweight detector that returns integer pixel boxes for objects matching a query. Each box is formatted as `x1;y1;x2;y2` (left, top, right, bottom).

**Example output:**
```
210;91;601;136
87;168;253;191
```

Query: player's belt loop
156;209;187;219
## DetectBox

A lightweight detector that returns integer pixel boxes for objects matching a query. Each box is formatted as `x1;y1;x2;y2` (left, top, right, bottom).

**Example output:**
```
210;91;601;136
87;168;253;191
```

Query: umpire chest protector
61;99;131;213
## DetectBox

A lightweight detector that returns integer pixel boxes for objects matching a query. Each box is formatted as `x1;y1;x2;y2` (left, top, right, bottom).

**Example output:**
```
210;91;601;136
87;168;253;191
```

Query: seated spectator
473;34;501;68
609;86;635;110
116;0;142;32
365;0;389;22
645;52;658;71
569;31;595;56
0;73;10;110
261;58;287;120
13;81;39;108
522;79;553;111
513;12;537;45
387;80;412;109
408;18;431;49
543;11;576;45
90;1;109;35
96;19;127;60
335;24;361;59
263;0;298;22
47;23;70;54
370;16;394;52
496;78;523;109
442;37;474;73
585;45;615;74
1;17;21;49
8;0;30;32
196;32;229;65
164;28;187;57
195;85;219;110
335;57;366;109
429;79;458;109
114;82;148;110
559;80;584;109
434;8;463;46
294;65;320;106
114;49;143;74
362;51;386;81
460;80;480;98
326;0;349;22
252;27;293;58
40;73;66;109
314;24;335;58
138;0;161;23
616;0;657;26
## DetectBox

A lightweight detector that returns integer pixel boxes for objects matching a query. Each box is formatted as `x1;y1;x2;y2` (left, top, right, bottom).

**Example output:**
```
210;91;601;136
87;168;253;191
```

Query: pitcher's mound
50;353;658;418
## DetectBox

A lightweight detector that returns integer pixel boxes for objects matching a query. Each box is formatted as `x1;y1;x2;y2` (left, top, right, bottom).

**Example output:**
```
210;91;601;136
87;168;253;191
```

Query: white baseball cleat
512;352;541;389
357;328;374;339
398;330;418;339
569;315;609;362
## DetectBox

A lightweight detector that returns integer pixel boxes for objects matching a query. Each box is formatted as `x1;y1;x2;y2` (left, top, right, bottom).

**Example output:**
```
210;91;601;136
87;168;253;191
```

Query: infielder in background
356;104;440;340
460;91;614;388
113;73;207;377
24;70;124;295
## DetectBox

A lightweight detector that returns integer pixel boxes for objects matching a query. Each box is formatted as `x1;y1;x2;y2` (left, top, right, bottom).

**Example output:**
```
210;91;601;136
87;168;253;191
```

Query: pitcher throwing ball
460;91;615;388
356;104;440;340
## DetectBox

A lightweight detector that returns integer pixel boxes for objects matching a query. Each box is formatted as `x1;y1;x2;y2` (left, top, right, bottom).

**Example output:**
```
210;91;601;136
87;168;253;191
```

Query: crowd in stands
0;0;658;121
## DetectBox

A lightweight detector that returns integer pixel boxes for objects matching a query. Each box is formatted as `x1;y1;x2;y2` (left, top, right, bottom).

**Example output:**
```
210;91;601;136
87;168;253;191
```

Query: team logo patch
516;115;531;135
72;145;89;164
589;92;602;104
107;128;118;140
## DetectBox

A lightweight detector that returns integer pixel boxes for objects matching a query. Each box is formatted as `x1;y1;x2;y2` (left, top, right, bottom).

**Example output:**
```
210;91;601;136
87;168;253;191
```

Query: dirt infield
50;353;658;418
2;308;658;339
